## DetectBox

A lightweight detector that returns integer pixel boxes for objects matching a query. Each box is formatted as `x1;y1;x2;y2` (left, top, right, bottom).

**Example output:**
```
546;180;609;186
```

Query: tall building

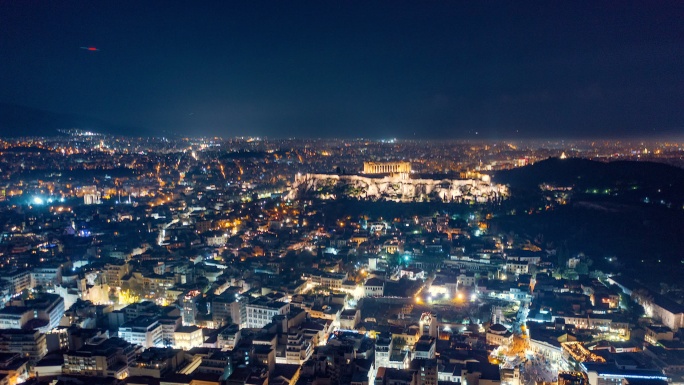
158;316;181;347
217;324;241;350
374;333;393;370
181;290;202;326
30;265;63;289
312;344;356;385
286;329;311;364
419;312;437;338
411;359;438;385
414;336;436;360
212;291;241;327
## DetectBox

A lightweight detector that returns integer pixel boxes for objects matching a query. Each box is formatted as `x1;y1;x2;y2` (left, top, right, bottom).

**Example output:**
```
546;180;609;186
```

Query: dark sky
2;1;683;139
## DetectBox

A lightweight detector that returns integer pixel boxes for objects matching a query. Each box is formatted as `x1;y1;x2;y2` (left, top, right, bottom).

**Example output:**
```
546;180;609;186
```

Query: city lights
1;0;682;377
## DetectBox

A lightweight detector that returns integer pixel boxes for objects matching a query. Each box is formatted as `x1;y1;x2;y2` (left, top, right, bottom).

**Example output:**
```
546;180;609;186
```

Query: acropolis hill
287;162;508;203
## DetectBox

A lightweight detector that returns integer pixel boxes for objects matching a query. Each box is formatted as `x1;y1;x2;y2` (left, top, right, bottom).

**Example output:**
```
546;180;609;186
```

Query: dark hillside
494;157;684;208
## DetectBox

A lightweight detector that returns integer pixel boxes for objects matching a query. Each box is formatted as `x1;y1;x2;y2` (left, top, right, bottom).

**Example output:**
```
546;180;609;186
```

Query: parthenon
363;161;411;174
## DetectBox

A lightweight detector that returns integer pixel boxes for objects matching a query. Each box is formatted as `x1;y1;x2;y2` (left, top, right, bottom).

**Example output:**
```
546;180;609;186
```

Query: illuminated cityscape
2;2;684;385
0;136;682;385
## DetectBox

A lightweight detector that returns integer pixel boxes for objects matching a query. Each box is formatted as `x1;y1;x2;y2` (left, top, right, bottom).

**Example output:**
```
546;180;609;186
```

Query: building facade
244;299;289;329
118;317;163;349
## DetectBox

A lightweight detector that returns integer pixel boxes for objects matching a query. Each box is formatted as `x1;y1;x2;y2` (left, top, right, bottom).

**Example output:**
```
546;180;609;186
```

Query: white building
457;273;477;287
173;326;203;350
0;293;65;332
205;233;228;247
31;266;63;289
285;330;311;364
364;278;384;297
504;262;529;275
244;298;289;329
118;317;163;349
82;186;101;205
374;334;393;370
310;273;348;290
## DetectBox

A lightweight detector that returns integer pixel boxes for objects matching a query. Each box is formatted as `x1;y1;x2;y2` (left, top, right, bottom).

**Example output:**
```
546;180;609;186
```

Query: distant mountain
0;103;150;137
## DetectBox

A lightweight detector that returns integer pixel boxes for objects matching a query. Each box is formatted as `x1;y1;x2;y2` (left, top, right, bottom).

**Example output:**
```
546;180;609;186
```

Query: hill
495;157;684;190
494;157;684;208
491;157;684;286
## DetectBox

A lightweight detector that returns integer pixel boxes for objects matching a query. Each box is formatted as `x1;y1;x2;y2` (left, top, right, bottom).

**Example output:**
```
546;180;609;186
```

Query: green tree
556;243;570;270
576;262;589;275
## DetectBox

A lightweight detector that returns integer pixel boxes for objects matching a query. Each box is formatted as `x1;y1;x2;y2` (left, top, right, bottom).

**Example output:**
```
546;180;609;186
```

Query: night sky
2;1;683;139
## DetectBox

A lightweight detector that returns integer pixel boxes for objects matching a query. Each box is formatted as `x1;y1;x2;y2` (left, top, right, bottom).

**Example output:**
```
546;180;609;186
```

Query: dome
488;323;508;334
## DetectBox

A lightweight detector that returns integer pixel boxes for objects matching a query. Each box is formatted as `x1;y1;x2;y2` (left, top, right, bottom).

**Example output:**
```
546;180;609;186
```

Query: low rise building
364;278;384;297
581;362;667;385
63;337;136;379
30;265;62;289
0;329;47;365
645;325;674;345
340;309;361;330
413;336;436;360
310;272;348;290
0;294;65;332
128;347;185;378
486;324;513;347
173;325;203;350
